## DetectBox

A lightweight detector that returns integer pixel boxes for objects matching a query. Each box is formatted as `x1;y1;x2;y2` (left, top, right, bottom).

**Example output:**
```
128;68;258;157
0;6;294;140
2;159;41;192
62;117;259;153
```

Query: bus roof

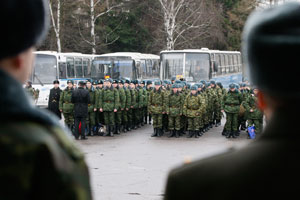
94;52;159;60
160;48;241;55
34;51;99;58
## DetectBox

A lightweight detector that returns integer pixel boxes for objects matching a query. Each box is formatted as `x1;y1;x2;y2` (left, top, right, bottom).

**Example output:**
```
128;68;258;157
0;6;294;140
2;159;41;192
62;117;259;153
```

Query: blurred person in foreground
164;3;300;199
0;0;92;199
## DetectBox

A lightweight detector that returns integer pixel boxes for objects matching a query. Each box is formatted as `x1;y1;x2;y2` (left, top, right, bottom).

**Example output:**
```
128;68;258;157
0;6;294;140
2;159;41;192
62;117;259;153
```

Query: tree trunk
90;0;96;54
49;0;62;52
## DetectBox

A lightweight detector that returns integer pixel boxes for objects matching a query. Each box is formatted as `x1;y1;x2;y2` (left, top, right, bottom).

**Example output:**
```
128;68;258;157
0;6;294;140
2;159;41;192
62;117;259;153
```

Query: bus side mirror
213;61;218;72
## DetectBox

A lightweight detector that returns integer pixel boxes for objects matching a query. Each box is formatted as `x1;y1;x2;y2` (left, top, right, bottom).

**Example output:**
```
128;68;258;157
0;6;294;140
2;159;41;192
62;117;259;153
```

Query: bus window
161;53;184;80
83;59;91;77
185;53;210;82
141;60;147;78
152;60;160;78
75;58;83;78
59;62;67;79
221;54;226;74
67;58;75;78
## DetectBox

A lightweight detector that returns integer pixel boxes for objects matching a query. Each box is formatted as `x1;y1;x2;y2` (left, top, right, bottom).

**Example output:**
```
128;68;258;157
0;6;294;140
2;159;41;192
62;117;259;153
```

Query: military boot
175;130;179;138
103;125;110;137
168;130;175;138
151;128;158;137
226;132;234;138
187;130;194;138
110;125;114;137
149;116;152;125
195;131;199;138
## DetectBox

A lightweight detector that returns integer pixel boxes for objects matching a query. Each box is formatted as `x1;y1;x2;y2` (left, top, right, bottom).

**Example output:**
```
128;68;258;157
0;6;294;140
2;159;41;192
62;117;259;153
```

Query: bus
30;51;95;107
92;52;160;81
160;48;244;87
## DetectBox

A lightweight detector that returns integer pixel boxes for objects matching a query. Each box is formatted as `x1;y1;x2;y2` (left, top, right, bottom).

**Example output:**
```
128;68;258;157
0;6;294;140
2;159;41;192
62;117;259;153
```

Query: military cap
78;81;86;86
67;80;74;84
112;79;118;84
105;78;113;83
53;80;59;84
118;80;124;84
198;83;203;88
0;0;49;60
135;80;140;84
163;80;171;85
243;2;300;97
130;80;136;84
186;83;191;89
147;80;152;85
210;80;216;85
125;80;130;84
191;85;198;90
140;80;145;85
98;80;103;84
92;80;98;85
229;83;236;89
216;82;223;88
154;81;161;86
171;76;176;81
86;79;92;83
175;80;182;84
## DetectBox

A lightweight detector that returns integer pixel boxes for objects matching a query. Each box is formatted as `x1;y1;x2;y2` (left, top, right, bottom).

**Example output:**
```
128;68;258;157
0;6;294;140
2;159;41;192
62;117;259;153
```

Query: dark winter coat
71;87;90;118
48;87;62;119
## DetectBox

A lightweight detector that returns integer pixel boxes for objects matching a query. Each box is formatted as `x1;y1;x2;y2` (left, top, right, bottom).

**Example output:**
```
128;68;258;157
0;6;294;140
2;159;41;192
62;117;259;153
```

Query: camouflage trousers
103;111;115;126
168;116;181;131
152;114;163;128
115;109;128;126
248;118;263;134
187;117;200;131
63;112;74;126
86;111;96;127
225;112;239;132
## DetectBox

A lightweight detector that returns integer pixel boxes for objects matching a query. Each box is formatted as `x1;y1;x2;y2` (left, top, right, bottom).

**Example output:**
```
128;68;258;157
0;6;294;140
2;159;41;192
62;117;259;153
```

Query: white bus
92;52;160;81
30;51;95;107
160;48;244;87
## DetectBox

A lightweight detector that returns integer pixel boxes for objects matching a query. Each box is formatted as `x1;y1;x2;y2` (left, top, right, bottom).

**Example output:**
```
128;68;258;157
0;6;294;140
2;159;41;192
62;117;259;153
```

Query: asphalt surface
75;121;252;200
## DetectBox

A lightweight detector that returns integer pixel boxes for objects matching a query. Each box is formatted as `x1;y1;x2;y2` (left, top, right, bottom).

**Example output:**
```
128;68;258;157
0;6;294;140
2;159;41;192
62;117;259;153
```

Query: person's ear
257;90;267;111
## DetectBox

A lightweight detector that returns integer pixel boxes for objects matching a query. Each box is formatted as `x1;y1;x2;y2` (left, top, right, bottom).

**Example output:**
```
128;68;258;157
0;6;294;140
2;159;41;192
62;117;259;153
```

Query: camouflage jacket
0;69;92;200
87;87;97;112
165;91;183;116
148;88;165;114
183;93;206;118
118;88;126;110
222;90;243;113
98;86;120;112
244;94;264;119
124;87;132;109
59;87;74;113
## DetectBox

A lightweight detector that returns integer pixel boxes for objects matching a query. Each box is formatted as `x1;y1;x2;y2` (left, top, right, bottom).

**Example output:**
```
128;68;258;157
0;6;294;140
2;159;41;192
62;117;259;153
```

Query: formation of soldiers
56;77;263;139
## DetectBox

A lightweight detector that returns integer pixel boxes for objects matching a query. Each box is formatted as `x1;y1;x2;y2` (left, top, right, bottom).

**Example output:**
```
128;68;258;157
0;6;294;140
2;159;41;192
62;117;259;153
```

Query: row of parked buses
30;49;245;107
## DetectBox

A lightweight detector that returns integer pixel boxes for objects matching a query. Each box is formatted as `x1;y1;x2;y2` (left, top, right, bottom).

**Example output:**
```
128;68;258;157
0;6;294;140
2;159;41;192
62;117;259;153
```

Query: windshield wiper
34;74;44;87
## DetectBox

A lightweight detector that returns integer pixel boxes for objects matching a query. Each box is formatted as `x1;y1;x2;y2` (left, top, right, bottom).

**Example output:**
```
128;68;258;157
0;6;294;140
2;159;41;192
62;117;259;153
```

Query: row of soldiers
58;78;227;138
56;77;262;139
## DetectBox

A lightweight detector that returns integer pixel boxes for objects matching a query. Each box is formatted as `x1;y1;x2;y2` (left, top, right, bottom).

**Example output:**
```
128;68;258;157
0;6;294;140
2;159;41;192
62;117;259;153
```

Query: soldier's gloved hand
114;109;117;112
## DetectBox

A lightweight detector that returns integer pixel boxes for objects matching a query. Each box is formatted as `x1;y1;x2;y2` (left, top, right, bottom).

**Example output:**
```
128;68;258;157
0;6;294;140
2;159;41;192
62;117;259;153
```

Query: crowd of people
45;77;263;140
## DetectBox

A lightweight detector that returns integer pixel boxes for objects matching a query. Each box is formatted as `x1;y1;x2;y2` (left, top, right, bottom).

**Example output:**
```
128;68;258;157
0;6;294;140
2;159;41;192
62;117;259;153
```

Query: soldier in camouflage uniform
25;81;35;99
146;81;153;124
211;80;222;127
183;85;206;138
86;80;97;136
149;81;165;137
123;80;132;131
59;80;74;132
0;0;92;198
244;87;264;134
112;80;121;134
128;81;137;130
98;78;120;137
166;84;183;138
95;80;104;132
196;83;206;135
140;81;148;126
135;80;144;128
221;83;243;138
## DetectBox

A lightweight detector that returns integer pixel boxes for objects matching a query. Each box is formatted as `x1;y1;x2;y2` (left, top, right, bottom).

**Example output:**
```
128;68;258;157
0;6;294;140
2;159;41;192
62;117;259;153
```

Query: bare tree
49;0;62;52
74;0;123;54
157;0;215;50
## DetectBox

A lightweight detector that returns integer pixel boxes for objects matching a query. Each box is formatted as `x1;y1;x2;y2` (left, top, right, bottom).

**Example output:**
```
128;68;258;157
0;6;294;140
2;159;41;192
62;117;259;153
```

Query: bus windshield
32;54;57;84
161;52;210;82
161;53;184;80
185;53;210;82
92;58;133;80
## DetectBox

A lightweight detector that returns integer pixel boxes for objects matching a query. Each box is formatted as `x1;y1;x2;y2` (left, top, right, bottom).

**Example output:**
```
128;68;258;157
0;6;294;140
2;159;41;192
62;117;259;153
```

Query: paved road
76;121;251;200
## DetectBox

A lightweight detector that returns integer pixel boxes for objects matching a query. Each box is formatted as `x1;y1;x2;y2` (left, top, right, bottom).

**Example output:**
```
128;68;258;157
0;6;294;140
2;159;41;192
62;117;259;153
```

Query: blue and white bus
160;48;245;87
92;52;160;81
30;51;95;107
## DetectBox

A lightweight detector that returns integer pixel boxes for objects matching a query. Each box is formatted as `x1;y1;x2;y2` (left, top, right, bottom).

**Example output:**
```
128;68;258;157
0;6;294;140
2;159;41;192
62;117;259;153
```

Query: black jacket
71;87;90;118
48;87;62;119
164;108;300;200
